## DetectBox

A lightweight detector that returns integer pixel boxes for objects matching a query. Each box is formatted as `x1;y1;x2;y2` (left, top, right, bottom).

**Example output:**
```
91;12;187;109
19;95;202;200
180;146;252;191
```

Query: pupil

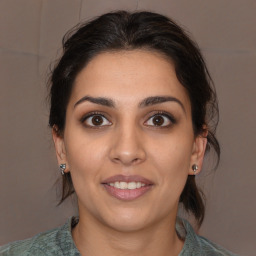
92;115;103;125
153;116;164;126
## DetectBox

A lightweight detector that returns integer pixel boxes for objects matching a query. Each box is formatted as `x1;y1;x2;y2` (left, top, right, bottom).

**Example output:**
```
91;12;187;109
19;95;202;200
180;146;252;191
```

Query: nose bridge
109;117;146;166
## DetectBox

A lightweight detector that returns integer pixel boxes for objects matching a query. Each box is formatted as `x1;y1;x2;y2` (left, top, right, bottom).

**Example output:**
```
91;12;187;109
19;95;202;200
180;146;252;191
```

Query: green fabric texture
0;217;238;256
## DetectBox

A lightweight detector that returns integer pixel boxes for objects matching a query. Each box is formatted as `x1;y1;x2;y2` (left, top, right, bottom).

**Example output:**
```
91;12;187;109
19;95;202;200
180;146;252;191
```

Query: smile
108;181;146;189
102;175;153;201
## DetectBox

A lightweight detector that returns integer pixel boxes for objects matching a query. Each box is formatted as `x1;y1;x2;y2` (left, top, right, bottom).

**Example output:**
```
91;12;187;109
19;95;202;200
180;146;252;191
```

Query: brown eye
145;113;175;127
91;115;104;125
152;115;164;126
82;113;112;127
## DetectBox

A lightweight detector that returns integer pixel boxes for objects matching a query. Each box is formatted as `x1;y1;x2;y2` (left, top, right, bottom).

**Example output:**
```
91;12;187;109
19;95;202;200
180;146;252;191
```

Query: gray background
0;1;255;255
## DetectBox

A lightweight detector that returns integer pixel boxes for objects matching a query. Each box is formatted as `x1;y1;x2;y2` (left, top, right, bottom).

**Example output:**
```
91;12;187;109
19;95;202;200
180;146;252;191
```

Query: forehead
70;50;190;110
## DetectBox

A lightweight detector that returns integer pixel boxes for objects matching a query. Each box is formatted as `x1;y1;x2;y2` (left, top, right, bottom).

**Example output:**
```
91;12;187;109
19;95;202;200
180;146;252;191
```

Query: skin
53;50;207;256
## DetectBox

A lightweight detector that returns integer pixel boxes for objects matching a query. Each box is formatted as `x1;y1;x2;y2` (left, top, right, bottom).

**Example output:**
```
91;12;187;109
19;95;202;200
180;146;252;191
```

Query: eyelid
80;111;112;128
80;110;176;128
144;111;176;127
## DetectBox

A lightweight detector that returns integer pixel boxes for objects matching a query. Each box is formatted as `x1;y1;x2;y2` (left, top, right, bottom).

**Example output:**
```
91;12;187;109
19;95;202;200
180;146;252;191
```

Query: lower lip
103;184;152;201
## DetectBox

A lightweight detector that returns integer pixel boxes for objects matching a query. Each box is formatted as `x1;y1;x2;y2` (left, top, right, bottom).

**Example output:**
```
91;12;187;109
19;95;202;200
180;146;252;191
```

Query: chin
99;206;162;233
106;217;150;233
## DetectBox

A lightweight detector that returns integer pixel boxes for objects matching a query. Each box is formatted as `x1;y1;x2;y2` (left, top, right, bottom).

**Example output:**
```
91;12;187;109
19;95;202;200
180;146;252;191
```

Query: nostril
112;157;142;165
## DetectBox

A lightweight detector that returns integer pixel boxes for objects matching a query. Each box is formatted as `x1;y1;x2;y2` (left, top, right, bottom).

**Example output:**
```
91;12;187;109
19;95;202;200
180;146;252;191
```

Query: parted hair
48;11;220;226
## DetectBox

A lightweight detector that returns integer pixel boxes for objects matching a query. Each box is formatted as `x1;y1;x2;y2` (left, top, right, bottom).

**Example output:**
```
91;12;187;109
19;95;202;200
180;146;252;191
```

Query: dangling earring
192;164;198;175
59;164;66;175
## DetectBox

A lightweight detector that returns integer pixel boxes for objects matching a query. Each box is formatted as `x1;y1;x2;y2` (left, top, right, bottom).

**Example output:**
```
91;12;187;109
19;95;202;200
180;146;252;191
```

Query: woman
0;11;238;256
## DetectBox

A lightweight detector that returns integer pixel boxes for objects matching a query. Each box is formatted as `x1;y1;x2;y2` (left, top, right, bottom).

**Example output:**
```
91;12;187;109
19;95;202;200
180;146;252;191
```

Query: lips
101;175;154;201
102;175;153;185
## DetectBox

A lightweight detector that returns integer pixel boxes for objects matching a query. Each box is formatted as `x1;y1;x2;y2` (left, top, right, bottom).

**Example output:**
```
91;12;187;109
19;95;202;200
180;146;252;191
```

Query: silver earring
59;164;66;175
192;164;198;174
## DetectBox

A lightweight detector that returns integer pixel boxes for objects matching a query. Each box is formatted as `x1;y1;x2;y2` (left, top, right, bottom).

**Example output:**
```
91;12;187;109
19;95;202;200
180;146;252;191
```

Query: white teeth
108;181;146;189
136;182;141;188
120;182;128;189
114;181;120;189
127;182;136;189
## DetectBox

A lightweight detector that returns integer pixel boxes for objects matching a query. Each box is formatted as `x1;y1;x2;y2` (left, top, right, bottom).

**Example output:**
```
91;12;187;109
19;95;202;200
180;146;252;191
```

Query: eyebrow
74;95;185;113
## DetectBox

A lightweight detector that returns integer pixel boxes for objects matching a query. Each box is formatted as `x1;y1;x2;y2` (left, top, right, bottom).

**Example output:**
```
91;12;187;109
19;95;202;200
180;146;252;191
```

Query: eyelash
80;111;176;129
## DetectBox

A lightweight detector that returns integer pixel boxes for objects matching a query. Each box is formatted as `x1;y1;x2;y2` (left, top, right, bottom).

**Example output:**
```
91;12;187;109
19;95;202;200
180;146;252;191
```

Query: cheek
64;129;109;178
149;132;193;184
151;131;193;163
64;132;110;206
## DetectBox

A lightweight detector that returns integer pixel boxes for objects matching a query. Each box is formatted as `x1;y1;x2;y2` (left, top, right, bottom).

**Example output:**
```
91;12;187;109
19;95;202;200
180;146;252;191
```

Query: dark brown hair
48;11;220;226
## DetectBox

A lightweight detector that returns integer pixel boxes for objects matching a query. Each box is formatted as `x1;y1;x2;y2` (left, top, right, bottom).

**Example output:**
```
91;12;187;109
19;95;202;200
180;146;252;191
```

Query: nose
109;124;146;166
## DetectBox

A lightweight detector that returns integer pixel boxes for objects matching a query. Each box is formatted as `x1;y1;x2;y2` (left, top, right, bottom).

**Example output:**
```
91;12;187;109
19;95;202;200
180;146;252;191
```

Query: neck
72;212;184;256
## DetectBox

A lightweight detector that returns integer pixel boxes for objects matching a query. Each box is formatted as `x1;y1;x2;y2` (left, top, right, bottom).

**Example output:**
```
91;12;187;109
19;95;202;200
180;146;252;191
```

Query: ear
188;132;208;175
52;126;69;174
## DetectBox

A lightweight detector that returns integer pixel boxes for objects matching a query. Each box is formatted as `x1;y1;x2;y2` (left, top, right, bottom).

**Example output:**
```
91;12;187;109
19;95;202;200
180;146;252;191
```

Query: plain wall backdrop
0;1;255;255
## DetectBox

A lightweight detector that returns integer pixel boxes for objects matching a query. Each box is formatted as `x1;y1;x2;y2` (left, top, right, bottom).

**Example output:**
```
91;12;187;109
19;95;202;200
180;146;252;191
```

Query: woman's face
53;50;206;232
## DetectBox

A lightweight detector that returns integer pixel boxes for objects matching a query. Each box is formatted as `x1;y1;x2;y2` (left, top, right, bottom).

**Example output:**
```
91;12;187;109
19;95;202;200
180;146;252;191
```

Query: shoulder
195;235;239;256
177;218;239;256
0;217;80;256
0;226;63;256
0;229;58;256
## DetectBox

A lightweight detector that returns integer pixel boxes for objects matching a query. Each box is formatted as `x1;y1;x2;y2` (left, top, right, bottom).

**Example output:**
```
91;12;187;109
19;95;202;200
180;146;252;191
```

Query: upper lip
101;175;154;185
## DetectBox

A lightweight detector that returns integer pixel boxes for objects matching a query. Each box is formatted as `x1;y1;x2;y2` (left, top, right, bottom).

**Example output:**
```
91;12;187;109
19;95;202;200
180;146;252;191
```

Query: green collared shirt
0;217;238;256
